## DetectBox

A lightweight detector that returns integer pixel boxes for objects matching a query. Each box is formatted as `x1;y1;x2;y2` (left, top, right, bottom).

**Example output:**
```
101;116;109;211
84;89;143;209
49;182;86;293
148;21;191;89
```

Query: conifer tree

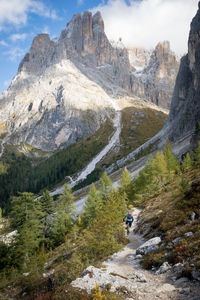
182;153;193;172
59;184;75;213
10;193;43;269
40;190;54;215
83;191;127;260
99;171;113;203
195;141;200;165
164;139;180;180
153;152;168;186
39;190;55;243
10;192;41;229
81;184;101;228
120;167;131;187
50;185;75;247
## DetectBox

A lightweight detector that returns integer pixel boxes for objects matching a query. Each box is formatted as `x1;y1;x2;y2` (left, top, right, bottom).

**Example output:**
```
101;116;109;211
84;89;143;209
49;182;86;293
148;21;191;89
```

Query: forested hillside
0;120;113;213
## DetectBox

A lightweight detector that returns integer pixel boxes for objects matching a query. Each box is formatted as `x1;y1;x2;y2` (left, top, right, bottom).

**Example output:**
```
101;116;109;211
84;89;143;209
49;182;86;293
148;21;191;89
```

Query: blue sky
0;0;198;94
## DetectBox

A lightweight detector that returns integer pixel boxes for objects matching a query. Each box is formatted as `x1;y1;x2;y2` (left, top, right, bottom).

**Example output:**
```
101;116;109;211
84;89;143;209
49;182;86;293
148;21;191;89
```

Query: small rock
132;272;147;283
44;260;55;269
190;212;196;221
173;263;184;273
171;276;177;282
175;277;189;284
184;232;194;238
172;237;182;244
135;254;143;259
156;262;171;274
43;269;55;278
190;264;195;267
182;288;191;295
192;271;200;281
157;283;176;293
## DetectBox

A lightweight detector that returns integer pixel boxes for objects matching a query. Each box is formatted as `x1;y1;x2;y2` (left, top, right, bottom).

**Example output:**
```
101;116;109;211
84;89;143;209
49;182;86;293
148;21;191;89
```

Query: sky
0;0;199;94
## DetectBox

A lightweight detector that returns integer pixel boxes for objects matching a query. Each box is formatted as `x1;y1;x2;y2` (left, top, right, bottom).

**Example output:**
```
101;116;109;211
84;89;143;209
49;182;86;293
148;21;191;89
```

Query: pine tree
40;190;54;215
83;191;127;260
59;184;75;213
39;190;55;244
195;141;200;165
164;139;180;180
50;184;75;247
10;192;41;229
120;167;131;187
10;192;43;269
182;153;193;172
153;151;168;187
81;184;101;228
99;172;113;203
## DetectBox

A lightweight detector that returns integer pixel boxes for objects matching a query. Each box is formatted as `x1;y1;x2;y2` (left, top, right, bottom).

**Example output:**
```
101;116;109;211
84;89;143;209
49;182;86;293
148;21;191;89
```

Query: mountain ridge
0;11;178;153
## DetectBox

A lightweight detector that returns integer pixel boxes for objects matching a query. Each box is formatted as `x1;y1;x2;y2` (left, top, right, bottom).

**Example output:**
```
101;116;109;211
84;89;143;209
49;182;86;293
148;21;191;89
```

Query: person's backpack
127;213;133;221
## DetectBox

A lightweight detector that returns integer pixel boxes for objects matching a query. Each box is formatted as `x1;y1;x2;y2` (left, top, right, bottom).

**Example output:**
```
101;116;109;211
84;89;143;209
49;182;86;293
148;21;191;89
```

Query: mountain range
0;11;179;153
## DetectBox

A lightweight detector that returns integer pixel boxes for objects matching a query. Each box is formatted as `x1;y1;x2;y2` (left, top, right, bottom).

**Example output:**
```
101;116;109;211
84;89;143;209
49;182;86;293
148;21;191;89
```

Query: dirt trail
103;208;200;300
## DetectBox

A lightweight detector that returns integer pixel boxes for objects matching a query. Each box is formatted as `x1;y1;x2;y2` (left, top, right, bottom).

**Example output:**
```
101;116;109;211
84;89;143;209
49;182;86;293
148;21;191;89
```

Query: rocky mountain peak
155;41;170;57
19;33;56;74
58;10;110;66
92;11;104;32
129;41;179;108
30;33;51;50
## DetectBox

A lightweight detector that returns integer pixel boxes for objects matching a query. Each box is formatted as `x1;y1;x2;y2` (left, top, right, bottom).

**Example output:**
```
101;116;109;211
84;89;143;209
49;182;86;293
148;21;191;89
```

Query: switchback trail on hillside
72;208;200;300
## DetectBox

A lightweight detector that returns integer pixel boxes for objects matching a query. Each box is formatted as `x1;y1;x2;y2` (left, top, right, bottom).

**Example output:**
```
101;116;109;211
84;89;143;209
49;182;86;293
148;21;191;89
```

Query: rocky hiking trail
71;208;200;300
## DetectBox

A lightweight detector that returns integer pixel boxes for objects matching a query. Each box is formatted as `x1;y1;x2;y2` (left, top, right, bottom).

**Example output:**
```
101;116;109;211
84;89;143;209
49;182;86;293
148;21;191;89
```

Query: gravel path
100;208;200;300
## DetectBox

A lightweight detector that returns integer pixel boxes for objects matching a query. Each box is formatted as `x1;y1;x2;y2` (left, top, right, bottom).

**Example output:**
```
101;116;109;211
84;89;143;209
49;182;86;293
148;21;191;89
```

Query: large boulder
136;237;161;255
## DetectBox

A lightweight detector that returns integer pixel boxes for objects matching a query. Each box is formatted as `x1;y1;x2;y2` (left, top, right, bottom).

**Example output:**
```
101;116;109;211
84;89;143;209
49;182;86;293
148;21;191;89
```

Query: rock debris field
71;208;200;300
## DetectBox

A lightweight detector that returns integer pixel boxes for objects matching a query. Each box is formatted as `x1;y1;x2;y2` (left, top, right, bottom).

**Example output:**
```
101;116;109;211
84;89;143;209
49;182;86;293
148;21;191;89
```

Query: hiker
123;211;134;228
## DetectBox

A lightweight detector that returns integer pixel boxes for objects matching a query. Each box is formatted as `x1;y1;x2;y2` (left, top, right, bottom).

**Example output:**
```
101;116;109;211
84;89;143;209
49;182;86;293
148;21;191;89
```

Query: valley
0;1;200;299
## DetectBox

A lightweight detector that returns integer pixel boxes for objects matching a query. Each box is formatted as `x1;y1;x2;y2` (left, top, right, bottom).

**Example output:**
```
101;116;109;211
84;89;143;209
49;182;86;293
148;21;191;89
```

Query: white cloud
78;0;84;5
0;0;59;30
0;40;8;46
91;0;199;55
4;47;26;61
10;33;28;42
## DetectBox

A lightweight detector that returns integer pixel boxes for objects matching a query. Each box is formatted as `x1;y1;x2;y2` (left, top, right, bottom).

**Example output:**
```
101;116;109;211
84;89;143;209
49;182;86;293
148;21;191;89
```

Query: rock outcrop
130;41;179;109
167;2;200;142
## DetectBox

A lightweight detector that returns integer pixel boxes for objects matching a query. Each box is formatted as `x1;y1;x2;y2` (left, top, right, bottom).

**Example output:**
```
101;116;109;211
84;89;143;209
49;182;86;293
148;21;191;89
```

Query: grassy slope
135;167;200;275
98;106;167;169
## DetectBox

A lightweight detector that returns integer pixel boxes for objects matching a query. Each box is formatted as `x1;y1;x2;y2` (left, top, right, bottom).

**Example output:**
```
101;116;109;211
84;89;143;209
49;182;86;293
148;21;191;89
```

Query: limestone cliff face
167;2;200;142
129;41;179;109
